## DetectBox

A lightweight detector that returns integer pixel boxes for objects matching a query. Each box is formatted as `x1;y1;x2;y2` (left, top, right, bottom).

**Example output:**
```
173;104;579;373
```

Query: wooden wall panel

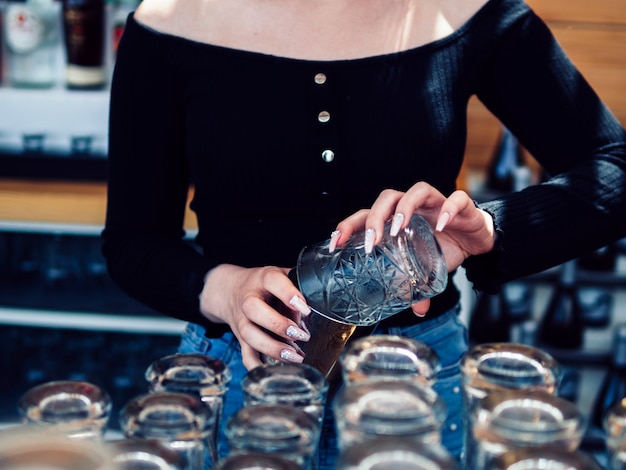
1;1;624;225
526;0;626;25
0;180;199;231
461;0;626;190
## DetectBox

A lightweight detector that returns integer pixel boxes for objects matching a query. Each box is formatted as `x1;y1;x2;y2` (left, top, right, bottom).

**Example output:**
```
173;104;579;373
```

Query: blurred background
0;0;625;462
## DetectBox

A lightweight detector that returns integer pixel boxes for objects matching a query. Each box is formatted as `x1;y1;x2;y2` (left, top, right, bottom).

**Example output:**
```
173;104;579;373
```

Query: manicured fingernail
289;295;311;316
299;320;311;336
328;230;341;253
390;213;405;237
436;212;450;232
364;228;376;254
280;349;304;363
286;325;310;341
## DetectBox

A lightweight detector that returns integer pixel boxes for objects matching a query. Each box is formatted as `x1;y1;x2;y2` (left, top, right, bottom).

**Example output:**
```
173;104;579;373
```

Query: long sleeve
463;6;626;291
102;19;228;335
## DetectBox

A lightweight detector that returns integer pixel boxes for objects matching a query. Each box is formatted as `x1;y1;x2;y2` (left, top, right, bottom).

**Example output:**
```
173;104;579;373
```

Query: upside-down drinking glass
461;342;562;468
281;214;447;378
145;353;231;466
18;380;111;441
339;334;441;387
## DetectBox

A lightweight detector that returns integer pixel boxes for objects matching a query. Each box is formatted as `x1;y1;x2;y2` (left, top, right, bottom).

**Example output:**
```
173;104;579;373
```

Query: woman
103;0;626;465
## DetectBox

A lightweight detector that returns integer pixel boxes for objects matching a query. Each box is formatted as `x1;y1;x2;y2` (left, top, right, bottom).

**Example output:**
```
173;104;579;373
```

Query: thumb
411;299;431;317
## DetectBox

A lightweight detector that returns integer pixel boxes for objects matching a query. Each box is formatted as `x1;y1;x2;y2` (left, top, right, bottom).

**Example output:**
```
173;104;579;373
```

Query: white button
449;423;458;431
453;386;460;394
321;149;335;162
314;73;327;84
318;111;330;123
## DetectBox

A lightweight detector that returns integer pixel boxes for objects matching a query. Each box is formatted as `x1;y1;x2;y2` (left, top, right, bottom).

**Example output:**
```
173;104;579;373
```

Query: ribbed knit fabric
103;0;626;336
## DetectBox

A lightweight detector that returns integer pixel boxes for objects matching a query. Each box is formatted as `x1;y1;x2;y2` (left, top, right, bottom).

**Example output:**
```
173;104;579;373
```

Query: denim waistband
379;282;460;328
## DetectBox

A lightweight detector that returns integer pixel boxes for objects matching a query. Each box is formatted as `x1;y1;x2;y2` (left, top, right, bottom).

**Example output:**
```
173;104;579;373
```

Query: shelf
0;307;185;335
0;153;108;182
0;179;199;232
0;87;110;157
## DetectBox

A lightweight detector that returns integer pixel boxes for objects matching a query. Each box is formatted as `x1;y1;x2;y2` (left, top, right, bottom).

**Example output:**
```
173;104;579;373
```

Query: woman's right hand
198;264;312;370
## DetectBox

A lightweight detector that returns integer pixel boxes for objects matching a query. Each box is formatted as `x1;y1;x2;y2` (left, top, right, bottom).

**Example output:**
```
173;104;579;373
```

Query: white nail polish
289;295;311;316
364;228;375;254
280;349;304;363
286;325;310;341
436;212;450;232
328;230;341;253
390;213;405;237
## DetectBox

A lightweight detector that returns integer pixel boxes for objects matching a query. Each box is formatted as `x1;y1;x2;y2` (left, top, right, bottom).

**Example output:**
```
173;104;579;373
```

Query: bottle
468;291;511;344
578;243;618;272
502;282;533;324
62;0;106;89
604;399;626;469
591;324;626;429
577;243;616;329
3;0;60;88
484;126;526;194
111;0;139;57
0;5;4;84
537;259;584;350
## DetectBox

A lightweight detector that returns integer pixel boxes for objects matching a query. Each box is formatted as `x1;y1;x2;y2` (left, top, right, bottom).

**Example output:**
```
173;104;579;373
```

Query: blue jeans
178;305;468;468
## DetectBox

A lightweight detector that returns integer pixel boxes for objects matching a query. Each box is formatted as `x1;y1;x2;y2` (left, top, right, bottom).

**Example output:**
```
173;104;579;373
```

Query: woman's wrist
479;208;497;254
199;264;239;324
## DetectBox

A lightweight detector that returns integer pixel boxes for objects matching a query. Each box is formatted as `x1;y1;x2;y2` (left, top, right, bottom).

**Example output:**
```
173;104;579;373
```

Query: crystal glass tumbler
119;392;214;470
333;378;447;451
225;404;318;470
272;301;358;378
470;389;585;469
18;380;111;441
339;334;441;387
283;214;446;378
145;353;231;465
294;213;448;326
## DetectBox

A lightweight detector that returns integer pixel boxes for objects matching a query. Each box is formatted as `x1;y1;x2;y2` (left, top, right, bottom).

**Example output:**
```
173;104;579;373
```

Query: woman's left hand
330;182;496;316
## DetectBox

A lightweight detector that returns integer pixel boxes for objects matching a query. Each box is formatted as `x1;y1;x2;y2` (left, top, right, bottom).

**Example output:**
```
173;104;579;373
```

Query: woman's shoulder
134;0;205;37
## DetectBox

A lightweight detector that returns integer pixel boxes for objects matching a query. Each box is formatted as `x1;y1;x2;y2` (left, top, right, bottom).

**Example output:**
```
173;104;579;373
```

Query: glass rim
119;391;215;438
145;353;232;390
476;390;584;434
339;334;442;380
18;380;112;423
461;343;562;386
243;362;329;398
